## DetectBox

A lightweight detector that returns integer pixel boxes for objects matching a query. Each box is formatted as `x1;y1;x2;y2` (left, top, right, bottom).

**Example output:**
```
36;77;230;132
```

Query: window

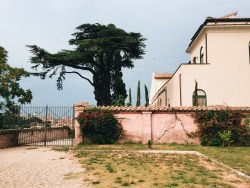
165;89;168;106
192;89;207;106
200;47;204;64
249;42;250;63
193;57;196;64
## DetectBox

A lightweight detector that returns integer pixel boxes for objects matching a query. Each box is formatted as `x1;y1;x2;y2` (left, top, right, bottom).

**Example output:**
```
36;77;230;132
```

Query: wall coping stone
74;104;250;112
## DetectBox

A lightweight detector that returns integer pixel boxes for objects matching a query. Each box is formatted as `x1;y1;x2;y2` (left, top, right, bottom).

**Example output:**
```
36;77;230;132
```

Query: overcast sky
1;0;250;106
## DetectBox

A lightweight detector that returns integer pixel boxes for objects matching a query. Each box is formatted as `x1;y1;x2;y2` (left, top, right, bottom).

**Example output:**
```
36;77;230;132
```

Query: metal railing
0;105;75;147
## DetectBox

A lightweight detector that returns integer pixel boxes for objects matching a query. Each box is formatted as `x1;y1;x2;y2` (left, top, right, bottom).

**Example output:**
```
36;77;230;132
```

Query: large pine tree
28;23;146;106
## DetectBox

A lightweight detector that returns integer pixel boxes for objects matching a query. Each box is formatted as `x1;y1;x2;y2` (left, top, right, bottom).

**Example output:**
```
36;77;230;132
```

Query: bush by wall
77;107;123;144
194;110;250;146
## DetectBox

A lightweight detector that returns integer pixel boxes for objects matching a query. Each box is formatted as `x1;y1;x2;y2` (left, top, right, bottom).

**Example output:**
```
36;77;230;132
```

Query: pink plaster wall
115;112;198;144
115;113;143;142
74;105;199;145
151;113;198;144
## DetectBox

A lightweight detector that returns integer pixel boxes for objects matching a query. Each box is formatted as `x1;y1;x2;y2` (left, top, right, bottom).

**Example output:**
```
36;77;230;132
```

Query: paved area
0;146;86;188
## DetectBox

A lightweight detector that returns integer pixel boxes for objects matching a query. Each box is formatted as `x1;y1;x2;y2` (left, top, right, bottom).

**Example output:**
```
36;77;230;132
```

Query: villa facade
150;12;250;107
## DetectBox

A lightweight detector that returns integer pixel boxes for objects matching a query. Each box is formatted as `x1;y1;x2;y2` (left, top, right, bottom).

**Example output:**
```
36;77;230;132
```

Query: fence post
44;105;48;146
72;105;75;146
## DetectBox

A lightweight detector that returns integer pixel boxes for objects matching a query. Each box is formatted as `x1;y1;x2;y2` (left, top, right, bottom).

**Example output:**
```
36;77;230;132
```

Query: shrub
77;107;123;144
194;110;250;146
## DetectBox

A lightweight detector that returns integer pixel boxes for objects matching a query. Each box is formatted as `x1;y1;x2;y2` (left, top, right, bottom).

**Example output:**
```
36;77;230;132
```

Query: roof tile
75;105;250;112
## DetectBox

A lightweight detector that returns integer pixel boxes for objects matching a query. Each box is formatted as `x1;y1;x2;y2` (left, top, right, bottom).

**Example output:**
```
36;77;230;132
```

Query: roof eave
186;18;250;53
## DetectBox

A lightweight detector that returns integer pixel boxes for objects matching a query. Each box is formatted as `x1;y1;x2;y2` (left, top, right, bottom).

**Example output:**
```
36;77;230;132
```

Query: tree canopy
0;46;32;111
27;23;146;106
0;46;32;129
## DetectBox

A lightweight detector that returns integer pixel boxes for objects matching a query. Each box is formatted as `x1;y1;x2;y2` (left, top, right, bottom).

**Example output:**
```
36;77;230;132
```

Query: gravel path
0;146;86;188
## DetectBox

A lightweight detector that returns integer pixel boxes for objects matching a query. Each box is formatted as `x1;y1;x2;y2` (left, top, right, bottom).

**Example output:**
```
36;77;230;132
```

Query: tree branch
66;64;96;76
62;71;93;86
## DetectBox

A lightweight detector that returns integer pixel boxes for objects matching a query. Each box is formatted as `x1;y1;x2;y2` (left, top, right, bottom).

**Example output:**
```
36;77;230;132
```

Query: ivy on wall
193;110;250;146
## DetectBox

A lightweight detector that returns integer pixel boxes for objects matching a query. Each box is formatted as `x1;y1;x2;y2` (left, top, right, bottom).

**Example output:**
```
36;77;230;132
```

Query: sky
1;0;250;106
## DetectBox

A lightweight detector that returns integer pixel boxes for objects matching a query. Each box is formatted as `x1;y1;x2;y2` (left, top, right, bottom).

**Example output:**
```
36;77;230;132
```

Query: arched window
192;89;207;106
193;57;196;64
200;47;204;64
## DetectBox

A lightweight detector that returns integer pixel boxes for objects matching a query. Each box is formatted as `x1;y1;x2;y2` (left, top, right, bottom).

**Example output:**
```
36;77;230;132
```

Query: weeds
53;146;70;152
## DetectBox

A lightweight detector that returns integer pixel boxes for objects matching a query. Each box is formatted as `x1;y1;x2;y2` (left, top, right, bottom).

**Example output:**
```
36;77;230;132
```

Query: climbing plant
194;109;250;146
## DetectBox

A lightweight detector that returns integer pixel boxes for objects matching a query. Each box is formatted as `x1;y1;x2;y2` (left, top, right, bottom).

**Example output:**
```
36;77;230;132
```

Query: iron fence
0;105;75;147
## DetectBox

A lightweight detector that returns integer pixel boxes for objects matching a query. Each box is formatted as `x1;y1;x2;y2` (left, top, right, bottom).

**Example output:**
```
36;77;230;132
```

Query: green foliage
136;81;141;107
111;72;127;105
27;23;146;106
0;46;32;129
0;47;32;108
147;140;152;149
111;95;125;106
144;84;149;107
106;163;116;173
126;88;132;107
0;108;20;129
218;130;232;147
193;80;198;106
77;107;123;144
194;110;250;146
244;115;250;126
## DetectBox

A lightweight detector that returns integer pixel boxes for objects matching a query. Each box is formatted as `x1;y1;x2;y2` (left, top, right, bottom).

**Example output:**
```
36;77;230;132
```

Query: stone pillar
74;109;83;146
142;111;152;144
74;102;88;146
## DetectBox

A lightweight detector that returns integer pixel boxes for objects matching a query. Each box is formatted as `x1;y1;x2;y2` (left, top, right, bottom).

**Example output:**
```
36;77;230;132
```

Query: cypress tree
129;88;132;106
136;81;141;107
144;84;149;106
193;80;198;106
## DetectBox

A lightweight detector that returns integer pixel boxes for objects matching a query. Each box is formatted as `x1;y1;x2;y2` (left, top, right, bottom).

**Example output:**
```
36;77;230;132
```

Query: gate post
74;106;82;146
74;102;89;146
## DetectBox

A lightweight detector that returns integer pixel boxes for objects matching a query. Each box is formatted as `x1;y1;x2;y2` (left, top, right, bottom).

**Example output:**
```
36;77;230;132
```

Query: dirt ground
0;146;86;188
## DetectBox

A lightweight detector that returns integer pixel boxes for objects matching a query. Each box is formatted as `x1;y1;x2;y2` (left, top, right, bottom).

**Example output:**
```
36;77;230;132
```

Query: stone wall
74;103;203;145
115;111;199;144
0;130;18;148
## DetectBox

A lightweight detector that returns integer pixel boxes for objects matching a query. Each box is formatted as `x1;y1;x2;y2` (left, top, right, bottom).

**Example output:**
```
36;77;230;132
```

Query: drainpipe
205;33;208;63
179;74;182;106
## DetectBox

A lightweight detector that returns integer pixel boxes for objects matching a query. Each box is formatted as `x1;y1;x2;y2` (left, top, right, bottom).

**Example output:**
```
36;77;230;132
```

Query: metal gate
0;105;75;147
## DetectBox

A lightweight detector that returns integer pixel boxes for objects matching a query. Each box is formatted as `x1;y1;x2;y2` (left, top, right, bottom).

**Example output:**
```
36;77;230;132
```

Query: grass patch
74;143;250;176
105;163;116;173
74;148;249;187
26;147;38;150
53;146;70;152
64;172;84;180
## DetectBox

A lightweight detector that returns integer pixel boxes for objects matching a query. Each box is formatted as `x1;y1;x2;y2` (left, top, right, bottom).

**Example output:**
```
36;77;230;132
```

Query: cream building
150;12;250;107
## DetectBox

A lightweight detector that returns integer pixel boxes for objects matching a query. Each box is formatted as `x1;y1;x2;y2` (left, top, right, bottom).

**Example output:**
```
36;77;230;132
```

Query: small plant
115;177;122;183
244;115;250;126
92;180;100;184
148;140;152;149
105;163;116;173
218;130;232;147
